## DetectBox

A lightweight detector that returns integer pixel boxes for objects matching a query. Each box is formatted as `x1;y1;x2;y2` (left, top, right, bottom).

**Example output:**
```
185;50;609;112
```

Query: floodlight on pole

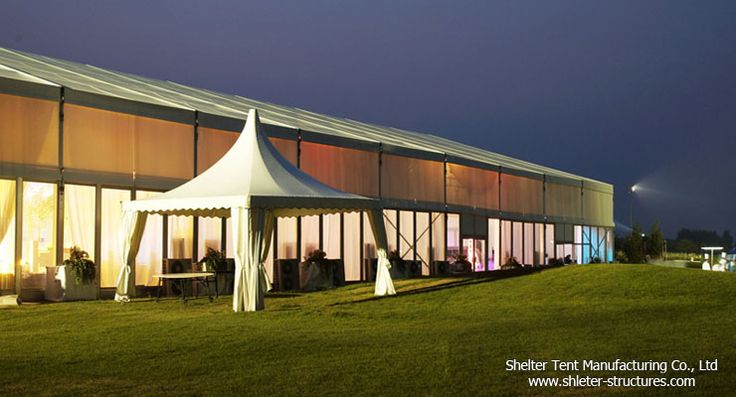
629;184;638;228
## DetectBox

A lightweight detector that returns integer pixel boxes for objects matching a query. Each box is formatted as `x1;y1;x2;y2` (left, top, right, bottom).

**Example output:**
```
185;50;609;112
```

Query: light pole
663;239;667;261
629;185;638;228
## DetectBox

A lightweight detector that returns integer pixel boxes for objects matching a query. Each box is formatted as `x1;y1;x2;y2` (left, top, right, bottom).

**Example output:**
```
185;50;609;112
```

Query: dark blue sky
2;0;734;237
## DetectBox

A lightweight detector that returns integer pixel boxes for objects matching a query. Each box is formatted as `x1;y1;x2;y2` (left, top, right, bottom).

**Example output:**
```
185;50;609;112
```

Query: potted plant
198;248;231;295
65;246;96;285
299;249;333;290
45;246;97;301
199;247;227;272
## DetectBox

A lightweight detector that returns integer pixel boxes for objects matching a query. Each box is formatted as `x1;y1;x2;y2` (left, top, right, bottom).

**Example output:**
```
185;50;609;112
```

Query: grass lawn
1;264;734;396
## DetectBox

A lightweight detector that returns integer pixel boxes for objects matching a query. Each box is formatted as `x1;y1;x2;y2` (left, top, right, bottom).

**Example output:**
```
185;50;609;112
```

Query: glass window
545;224;554;264
557;243;575;261
264;234;274;281
323;213;341;259
135;190;163;286
63;184;96;261
596;227;606;262
447;213;460;261
363;212;376;280
362;212;376;259
197;217;222;262
574;225;583;264
606;229;614;263
431;212;445;261
523;223;534;265
501;220;512;267
100;188;129;288
534;223;544;265
591;227;604;262
512;222;523;263
488;218;500;270
399;210;414;260
277;217;297;259
168;216;193;259
301;215;319;260
344;212;360;281
416;212;430;275
574;225;582;244
0;179;16;291
22;182;57;291
463;238;486;272
384;210;398;253
226;217;232;257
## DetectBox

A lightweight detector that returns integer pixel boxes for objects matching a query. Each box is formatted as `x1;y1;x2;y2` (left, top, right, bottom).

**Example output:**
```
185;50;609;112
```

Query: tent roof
124;109;379;218
0;46;612;193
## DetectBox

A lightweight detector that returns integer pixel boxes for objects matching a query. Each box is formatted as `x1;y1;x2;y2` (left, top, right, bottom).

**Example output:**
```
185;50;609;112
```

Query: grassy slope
0;265;734;396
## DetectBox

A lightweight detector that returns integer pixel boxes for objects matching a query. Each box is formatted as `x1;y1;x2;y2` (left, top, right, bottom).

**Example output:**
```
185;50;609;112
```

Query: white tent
114;109;396;311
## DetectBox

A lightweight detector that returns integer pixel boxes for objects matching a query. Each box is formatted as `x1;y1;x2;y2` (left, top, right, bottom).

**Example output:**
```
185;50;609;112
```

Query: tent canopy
124;109;378;218
116;109;395;312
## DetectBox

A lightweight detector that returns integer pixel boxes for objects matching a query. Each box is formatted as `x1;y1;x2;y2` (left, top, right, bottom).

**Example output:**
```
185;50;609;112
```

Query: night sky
1;1;734;237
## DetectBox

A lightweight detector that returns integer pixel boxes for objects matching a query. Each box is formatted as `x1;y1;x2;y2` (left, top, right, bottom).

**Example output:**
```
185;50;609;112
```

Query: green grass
1;265;735;396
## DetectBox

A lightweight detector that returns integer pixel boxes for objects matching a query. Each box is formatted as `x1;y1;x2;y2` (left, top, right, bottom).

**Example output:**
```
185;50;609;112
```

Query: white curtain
114;211;148;302
231;207;274;312
135;191;163;286
168;215;193;259
323;213;341;258
101;189;130;287
0;180;15;290
0;180;15;249
367;209;396;296
197;217;222;262
63;185;95;259
344;212;361;281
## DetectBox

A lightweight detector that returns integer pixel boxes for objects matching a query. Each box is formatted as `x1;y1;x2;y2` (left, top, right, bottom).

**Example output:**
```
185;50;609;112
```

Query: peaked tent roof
124;109;379;218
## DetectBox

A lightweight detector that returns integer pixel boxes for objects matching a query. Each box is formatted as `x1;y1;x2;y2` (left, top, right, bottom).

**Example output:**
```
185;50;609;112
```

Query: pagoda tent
114;109;396;312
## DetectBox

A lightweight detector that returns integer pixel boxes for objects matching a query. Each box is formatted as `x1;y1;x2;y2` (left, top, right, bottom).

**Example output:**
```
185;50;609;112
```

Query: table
153;272;215;303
